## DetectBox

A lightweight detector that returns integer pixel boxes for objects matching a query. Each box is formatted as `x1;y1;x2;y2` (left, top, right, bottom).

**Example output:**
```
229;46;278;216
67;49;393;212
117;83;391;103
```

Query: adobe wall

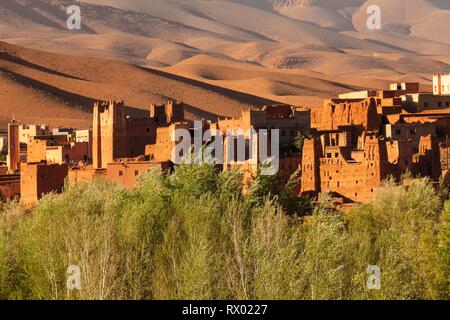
384;123;436;150
75;130;92;160
106;161;170;189
0;174;20;201
93;101;128;169
418;94;450;112
125;117;156;157
279;156;302;193
416;135;442;180
145;123;190;163
316;98;380;132
300;138;322;196
150;101;185;124
19;125;50;145
27;138;47;163
20;162;68;205
0;166;8;175
93;100;184;169
68;167;105;183
7;121;20;174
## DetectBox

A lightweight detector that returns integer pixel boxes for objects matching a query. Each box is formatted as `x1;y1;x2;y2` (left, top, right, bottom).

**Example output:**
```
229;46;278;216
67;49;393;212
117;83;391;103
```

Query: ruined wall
384;123;436;150
166;101;185;123
416;135;442;180
302;136;384;203
315;98;379;132
301;131;442;204
300;138;321;196
150;101;185;124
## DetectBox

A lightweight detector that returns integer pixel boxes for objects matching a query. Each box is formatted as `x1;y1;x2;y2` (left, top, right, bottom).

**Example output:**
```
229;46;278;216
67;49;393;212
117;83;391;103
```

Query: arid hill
1;0;450;128
0;41;284;128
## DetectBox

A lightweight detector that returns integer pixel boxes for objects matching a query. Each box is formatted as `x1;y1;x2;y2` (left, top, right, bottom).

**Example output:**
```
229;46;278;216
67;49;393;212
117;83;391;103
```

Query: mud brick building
0;174;20;202
92;100;185;169
301;97;442;203
20;162;68;205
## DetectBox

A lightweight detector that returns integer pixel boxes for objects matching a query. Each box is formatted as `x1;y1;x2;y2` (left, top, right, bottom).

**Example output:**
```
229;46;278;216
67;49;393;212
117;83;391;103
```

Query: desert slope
0;41;281;128
1;0;450;128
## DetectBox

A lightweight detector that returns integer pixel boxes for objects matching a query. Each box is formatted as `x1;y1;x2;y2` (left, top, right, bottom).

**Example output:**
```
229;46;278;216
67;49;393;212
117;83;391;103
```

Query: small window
395;129;402;135
438;102;442;108
410;129;416;135
119;171;123;176
424;102;429;108
134;170;139;176
446;102;450;108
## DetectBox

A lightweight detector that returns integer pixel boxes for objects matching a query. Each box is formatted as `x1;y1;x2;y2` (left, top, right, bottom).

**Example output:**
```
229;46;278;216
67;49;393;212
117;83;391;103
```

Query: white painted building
433;74;450;96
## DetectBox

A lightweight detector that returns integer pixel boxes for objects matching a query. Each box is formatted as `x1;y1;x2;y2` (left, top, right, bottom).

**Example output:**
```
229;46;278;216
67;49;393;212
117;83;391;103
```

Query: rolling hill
0;41;284;128
1;0;450;129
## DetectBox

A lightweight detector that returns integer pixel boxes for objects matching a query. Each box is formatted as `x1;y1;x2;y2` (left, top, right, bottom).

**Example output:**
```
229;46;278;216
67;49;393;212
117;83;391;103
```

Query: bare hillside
0;41;281;128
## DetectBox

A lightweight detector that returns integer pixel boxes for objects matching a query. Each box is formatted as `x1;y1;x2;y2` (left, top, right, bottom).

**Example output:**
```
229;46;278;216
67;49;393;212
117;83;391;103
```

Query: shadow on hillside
0;52;87;81
137;66;281;108
0;67;222;124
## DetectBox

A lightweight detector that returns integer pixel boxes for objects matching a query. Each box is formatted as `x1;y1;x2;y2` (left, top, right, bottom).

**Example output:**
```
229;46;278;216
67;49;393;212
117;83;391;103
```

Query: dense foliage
0;164;449;300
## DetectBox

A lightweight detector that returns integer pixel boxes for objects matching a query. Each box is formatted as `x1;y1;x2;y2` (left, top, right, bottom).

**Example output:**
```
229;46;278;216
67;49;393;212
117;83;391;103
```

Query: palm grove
0;163;449;300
